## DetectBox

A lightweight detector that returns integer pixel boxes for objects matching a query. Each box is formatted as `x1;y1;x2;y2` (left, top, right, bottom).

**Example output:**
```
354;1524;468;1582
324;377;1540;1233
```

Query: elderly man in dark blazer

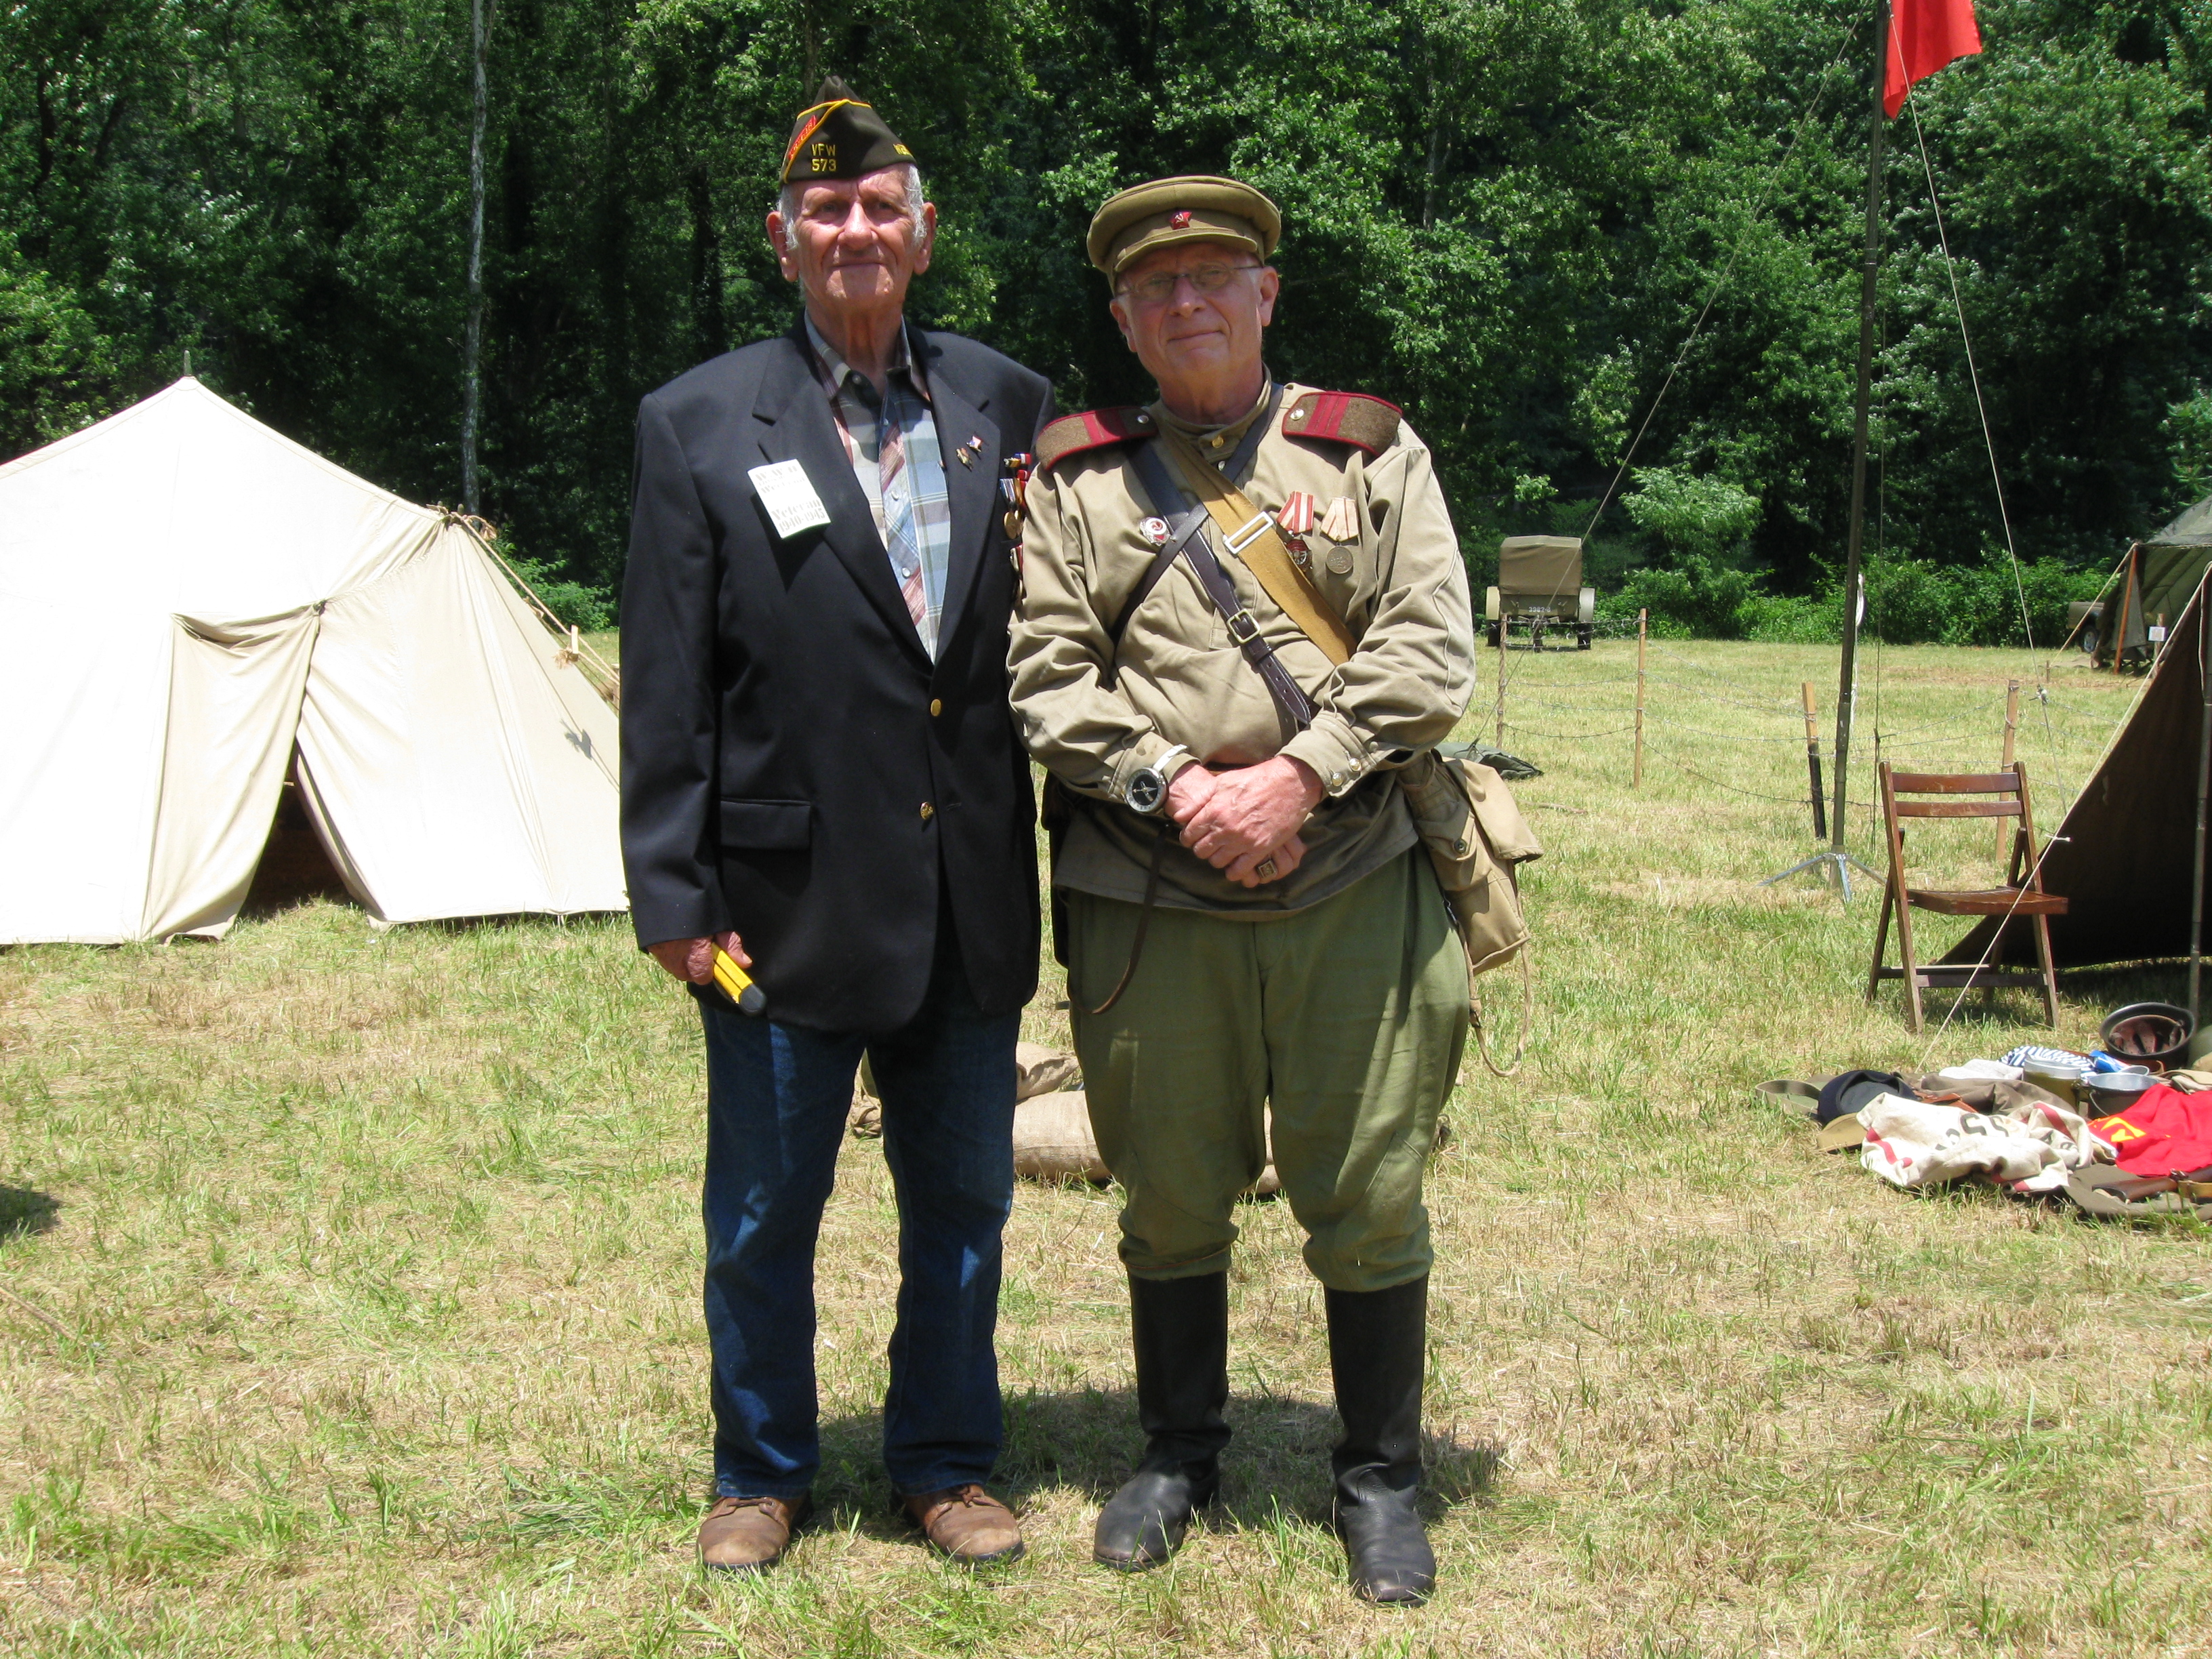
619;79;1051;1576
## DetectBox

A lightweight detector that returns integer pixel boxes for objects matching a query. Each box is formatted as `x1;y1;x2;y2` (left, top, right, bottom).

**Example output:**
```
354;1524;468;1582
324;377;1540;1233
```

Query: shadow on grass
800;1386;1502;1547
0;1182;60;1242
1889;960;2199;1040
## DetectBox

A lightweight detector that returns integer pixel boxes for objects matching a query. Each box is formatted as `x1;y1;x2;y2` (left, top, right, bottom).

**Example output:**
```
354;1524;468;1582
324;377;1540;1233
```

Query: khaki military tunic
1007;381;1475;913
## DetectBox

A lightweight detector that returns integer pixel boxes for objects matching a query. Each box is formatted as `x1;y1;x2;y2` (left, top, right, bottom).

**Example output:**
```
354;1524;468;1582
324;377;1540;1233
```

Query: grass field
5;638;2209;1658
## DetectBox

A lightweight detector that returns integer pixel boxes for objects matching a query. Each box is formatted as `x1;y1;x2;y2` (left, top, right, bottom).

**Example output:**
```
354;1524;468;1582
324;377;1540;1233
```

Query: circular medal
1326;547;1355;575
1139;516;1170;546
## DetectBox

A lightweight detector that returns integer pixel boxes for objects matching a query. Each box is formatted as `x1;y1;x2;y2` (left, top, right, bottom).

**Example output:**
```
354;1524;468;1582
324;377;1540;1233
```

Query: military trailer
2064;598;2106;658
1485;535;1595;650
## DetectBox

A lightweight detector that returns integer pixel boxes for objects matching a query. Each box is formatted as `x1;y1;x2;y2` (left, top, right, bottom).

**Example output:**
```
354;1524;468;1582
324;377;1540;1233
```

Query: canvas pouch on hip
1152;426;1542;1006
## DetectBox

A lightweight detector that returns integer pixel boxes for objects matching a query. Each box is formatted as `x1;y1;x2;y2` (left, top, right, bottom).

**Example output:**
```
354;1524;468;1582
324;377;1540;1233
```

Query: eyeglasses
1116;263;1263;304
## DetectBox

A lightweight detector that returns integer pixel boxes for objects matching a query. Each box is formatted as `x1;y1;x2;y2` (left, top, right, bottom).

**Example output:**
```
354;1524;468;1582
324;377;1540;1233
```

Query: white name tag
748;459;833;540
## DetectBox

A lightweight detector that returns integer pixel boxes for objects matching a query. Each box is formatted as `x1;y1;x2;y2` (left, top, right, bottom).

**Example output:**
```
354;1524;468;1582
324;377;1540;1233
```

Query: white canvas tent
0;377;626;943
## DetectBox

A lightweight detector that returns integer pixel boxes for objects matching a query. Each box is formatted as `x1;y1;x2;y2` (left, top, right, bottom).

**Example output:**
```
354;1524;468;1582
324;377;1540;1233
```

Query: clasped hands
1165;754;1322;888
649;756;1320;978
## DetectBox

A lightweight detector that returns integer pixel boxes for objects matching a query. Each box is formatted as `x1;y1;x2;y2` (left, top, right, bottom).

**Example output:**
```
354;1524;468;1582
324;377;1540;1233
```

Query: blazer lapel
912;330;1000;655
751;327;931;671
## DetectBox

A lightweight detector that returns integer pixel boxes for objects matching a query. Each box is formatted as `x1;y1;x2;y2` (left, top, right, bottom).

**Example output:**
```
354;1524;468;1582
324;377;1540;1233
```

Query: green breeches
1067;847;1469;1294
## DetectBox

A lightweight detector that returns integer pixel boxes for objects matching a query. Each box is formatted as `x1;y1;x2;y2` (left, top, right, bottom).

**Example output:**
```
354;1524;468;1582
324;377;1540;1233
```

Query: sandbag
851;1043;1080;1143
1017;1042;1082;1099
1006;1092;1285;1194
1013;1090;1108;1182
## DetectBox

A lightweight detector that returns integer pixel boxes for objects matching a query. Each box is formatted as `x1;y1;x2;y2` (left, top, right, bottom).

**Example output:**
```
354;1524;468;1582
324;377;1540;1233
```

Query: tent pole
1830;0;1891;876
2192;580;2211;1023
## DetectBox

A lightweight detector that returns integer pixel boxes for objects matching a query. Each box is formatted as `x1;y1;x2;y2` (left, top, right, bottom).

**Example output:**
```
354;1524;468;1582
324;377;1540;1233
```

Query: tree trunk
463;0;491;515
687;161;726;367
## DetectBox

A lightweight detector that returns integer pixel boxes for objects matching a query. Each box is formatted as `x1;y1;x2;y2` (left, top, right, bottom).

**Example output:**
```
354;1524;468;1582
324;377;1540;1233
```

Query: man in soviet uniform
1005;176;1474;1604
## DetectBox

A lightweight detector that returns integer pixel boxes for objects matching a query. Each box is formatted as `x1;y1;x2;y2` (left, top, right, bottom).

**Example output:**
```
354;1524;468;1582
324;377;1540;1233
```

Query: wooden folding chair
1866;760;2068;1033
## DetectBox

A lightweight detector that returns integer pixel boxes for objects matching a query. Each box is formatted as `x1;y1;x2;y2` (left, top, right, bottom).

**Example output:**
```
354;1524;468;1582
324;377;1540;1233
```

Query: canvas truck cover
1497;536;1583;605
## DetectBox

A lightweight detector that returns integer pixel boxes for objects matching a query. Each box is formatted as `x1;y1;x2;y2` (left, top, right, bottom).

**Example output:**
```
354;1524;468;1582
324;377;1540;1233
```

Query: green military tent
2072;493;2212;663
1945;564;2211;972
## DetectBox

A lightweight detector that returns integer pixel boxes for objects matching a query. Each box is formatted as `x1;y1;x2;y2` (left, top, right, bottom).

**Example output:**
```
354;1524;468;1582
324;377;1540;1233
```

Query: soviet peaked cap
1086;175;1282;278
782;76;915;183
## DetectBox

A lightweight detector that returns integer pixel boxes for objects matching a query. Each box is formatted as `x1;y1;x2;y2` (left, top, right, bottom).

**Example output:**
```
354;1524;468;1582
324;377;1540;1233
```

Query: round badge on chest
1139;516;1170;546
1326;547;1355;575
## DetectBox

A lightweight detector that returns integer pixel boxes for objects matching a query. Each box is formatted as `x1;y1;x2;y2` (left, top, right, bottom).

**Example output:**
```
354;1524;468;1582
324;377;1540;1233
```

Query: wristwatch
1124;745;1189;816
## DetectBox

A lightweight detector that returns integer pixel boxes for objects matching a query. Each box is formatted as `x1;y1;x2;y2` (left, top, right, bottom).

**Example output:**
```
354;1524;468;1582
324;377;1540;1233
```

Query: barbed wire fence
1481;617;2130;867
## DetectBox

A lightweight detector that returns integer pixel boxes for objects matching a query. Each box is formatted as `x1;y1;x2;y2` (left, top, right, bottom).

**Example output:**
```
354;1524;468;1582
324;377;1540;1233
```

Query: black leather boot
1092;1271;1229;1571
1326;1274;1435;1605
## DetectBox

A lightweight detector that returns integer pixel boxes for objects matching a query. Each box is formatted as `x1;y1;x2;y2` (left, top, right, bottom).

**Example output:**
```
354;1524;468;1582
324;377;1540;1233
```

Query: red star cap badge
1169;209;1192;229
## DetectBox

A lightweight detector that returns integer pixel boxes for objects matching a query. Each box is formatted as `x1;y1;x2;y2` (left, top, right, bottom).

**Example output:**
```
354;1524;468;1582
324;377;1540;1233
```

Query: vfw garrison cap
1086;175;1282;278
782;77;914;183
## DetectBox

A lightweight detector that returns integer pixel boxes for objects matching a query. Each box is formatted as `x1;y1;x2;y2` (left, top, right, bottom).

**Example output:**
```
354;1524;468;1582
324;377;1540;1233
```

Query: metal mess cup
2084;1070;2158;1113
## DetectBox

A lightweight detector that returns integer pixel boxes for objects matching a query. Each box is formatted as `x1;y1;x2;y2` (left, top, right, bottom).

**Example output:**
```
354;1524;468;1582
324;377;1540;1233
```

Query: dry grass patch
5;640;2209;1656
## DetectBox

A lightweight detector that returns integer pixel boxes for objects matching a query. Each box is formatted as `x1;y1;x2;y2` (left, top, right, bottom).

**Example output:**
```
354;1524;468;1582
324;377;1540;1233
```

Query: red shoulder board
1282;390;1401;455
1036;406;1155;474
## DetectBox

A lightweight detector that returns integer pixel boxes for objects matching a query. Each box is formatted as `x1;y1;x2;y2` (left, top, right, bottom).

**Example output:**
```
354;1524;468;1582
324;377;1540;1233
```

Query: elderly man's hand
1176;756;1323;877
647;930;749;985
1227;832;1306;888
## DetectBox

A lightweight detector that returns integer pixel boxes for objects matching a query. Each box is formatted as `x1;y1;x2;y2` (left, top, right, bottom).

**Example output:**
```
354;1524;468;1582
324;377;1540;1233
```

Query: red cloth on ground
1885;0;1982;117
2091;1084;2212;1177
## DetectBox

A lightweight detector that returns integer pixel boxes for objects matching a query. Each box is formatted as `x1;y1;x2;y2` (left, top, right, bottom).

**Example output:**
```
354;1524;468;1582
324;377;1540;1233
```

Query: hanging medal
1275;491;1316;568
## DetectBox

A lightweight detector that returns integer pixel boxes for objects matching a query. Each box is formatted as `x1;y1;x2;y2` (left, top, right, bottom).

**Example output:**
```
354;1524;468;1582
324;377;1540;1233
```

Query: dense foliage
5;0;2209;640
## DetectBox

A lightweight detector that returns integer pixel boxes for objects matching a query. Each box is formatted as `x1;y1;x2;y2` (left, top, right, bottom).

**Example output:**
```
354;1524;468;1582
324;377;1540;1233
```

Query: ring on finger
1255;858;1277;880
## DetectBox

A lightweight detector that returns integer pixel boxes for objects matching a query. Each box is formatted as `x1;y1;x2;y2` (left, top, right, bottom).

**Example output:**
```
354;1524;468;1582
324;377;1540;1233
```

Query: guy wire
1893;68;2131;1046
1490;15;1866;705
1900;87;2079;815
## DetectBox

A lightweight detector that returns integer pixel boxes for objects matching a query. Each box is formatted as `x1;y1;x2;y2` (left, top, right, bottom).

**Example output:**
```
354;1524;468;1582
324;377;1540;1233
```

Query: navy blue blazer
620;321;1052;1032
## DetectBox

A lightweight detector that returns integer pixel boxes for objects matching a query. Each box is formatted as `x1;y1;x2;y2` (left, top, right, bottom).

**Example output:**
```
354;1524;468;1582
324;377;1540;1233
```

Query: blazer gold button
920;802;935;820
929;699;943;717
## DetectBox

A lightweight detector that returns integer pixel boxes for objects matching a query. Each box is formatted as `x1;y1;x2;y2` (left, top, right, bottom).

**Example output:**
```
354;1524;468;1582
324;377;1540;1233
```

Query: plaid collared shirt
804;316;954;659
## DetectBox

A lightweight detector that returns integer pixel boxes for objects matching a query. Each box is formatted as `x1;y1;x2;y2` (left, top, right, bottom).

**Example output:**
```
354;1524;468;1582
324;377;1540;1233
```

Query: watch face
1127;769;1164;814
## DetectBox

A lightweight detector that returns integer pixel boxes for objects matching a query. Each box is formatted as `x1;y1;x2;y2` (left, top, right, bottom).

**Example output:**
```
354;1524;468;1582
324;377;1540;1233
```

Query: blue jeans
697;938;1019;1500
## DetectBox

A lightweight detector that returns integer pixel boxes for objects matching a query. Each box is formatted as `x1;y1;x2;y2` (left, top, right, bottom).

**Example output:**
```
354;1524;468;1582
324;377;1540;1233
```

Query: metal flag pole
2191;577;2211;1024
1764;0;1889;899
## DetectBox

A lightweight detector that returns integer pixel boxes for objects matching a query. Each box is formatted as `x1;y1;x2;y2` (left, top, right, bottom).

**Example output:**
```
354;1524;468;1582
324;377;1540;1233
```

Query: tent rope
1897;91;2073;805
1888;80;2117;1048
456;512;622;708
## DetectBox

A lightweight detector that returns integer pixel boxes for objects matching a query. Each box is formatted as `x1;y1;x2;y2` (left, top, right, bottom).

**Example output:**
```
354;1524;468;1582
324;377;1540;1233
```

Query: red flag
1884;0;1982;116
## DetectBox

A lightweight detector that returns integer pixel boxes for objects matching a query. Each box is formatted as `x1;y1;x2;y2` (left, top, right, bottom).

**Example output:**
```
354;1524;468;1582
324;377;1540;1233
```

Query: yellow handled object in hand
712;945;767;1017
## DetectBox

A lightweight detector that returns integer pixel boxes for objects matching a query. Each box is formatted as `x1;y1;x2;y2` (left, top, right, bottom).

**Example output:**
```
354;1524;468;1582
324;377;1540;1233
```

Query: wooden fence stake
2112;548;2137;672
1633;609;1647;786
1495;614;1507;747
1998;678;2020;863
1801;682;1826;841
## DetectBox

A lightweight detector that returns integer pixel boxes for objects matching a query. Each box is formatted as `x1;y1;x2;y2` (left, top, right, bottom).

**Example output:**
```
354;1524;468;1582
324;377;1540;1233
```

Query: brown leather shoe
698;1494;806;1574
903;1484;1024;1565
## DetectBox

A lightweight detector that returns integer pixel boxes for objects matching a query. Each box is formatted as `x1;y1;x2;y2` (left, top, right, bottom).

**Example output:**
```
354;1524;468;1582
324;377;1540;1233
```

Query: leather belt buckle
1225;609;1261;644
